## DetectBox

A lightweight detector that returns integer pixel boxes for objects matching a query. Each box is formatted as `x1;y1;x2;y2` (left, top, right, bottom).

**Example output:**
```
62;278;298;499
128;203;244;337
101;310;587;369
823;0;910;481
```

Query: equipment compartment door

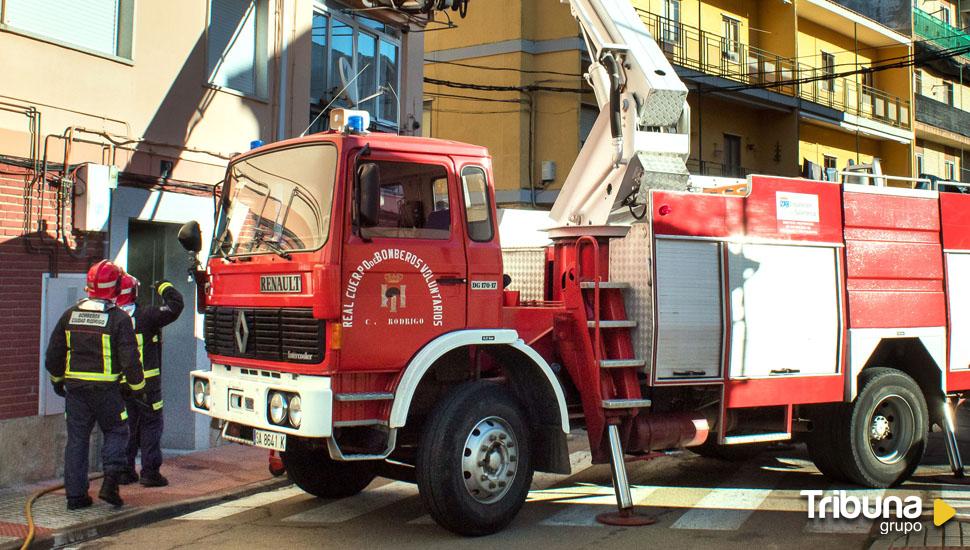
727;243;841;378
340;154;467;372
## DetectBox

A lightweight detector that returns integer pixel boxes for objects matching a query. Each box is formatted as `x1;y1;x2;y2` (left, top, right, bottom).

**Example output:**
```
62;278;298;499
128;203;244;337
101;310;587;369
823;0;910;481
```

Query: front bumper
190;364;333;438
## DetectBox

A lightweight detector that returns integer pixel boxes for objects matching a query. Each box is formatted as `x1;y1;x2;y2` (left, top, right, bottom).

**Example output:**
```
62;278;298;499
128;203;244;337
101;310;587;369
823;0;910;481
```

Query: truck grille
204;307;325;364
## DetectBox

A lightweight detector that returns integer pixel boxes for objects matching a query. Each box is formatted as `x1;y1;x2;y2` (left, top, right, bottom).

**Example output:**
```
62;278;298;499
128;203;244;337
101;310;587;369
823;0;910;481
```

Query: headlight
269;391;288;425
193;379;209;409
288;395;302;428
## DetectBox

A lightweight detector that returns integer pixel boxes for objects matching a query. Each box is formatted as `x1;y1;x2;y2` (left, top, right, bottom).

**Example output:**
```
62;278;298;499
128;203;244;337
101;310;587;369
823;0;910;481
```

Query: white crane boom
549;0;691;226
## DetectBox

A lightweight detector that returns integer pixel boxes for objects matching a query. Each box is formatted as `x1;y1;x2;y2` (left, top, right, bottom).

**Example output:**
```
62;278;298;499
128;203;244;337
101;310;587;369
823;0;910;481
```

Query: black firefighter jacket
46;298;145;392
124;282;184;409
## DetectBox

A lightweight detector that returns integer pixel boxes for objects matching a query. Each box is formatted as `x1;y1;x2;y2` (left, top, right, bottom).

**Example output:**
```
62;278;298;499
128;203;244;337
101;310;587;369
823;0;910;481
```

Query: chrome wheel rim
461;416;517;504
867;394;915;465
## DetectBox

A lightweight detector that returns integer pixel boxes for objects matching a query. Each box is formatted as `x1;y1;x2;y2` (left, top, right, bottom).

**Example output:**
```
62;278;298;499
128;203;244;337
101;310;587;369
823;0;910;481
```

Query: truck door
458;162;502;328
340;152;467;371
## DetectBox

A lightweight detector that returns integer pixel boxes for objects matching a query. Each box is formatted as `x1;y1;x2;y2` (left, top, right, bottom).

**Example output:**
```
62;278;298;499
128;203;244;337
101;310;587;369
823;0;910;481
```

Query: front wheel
282;444;376;498
416;381;533;536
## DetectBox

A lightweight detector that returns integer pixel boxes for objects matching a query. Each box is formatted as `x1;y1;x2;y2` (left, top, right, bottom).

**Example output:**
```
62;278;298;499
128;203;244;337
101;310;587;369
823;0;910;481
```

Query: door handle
769;368;801;375
436;277;467;285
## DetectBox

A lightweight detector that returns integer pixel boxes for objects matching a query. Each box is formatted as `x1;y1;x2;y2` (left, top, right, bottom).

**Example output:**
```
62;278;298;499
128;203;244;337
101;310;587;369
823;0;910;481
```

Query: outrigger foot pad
596;508;656;526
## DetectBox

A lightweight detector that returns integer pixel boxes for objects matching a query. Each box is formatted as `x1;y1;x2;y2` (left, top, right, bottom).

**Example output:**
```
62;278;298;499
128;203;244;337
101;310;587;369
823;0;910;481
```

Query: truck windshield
213;143;337;257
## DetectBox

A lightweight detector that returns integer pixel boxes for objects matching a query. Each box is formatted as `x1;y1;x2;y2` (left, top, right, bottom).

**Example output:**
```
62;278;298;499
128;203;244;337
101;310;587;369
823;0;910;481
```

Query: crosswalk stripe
671;487;774;531
539;487;660;527
177;486;306;521
283;481;417;524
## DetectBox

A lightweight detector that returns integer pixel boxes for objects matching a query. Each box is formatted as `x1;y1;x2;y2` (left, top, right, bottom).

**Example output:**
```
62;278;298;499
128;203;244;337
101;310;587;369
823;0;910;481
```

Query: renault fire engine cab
181;0;970;537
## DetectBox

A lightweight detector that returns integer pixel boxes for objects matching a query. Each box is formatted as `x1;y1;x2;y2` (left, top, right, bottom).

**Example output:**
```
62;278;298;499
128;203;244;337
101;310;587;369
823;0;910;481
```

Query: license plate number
253;429;286;451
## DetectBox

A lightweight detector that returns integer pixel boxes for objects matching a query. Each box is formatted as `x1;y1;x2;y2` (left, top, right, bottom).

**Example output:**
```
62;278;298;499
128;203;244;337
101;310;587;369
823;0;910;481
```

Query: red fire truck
180;0;968;537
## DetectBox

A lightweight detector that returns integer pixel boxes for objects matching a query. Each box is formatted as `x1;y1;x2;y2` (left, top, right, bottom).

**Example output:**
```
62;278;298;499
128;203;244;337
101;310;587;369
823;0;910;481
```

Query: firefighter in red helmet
116;273;183;487
45;260;145;509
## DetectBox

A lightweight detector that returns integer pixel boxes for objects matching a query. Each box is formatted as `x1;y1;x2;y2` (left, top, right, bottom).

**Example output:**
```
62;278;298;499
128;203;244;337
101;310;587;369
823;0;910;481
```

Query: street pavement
70;430;970;550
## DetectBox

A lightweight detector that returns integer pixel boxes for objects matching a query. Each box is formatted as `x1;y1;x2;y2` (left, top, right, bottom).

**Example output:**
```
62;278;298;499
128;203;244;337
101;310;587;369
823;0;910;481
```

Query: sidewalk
0;444;289;550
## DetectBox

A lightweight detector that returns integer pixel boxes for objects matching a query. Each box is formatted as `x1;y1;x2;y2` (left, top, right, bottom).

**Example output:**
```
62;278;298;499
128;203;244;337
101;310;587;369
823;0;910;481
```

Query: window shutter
6;0;119;56
208;0;258;96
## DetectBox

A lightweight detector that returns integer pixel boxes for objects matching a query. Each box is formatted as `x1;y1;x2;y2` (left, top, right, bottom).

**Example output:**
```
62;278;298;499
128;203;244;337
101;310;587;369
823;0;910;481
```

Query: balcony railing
915;93;970;138
637;10;911;130
687;158;748;178
914;7;970;61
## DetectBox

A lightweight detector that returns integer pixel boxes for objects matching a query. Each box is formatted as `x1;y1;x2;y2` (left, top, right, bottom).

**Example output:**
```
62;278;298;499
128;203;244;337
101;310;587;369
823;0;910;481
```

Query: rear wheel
282;444;376;498
810;368;927;487
416;381;533;536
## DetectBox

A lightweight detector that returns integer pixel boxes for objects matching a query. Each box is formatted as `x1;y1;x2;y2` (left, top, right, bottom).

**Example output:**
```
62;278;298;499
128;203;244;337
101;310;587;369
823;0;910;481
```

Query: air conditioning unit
73;164;117;232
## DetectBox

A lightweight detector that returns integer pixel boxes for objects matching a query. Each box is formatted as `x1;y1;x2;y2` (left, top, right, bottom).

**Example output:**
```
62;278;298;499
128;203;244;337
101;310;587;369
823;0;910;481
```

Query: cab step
602;398;652;409
600;359;646;369
579;281;631;290
587;320;637;328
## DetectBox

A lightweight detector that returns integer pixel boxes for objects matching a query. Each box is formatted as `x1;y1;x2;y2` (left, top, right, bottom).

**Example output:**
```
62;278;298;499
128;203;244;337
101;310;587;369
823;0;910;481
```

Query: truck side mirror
357;163;381;228
178;221;203;253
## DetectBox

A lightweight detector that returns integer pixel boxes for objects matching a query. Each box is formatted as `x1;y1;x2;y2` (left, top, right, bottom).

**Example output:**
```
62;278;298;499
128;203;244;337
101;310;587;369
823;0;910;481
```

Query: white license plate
253;429;286;451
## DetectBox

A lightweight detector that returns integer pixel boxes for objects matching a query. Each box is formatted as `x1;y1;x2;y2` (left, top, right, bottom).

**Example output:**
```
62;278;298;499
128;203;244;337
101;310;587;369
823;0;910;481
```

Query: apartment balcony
914;7;970;62
637;10;911;131
915;93;970;139
687;158;748;178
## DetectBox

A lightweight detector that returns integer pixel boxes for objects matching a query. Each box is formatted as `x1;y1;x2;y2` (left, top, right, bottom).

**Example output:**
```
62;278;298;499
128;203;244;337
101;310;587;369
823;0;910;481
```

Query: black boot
67;495;93;510
98;473;124;507
139;471;169;487
118;470;139;485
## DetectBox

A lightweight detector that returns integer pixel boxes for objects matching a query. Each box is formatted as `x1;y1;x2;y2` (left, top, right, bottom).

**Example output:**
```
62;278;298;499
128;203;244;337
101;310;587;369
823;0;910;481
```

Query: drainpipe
276;0;289;141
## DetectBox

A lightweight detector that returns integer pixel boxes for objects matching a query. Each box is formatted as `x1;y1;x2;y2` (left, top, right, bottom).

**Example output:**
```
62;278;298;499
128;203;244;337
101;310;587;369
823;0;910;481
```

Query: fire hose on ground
18;473;103;550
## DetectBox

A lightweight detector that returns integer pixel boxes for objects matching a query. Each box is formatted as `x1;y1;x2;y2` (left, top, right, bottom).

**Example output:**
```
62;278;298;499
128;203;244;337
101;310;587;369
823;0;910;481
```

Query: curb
2;476;291;550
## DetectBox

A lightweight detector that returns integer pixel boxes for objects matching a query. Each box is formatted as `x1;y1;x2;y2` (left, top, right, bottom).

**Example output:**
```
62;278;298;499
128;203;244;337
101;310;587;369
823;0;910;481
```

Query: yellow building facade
913;0;970;185
425;0;916;206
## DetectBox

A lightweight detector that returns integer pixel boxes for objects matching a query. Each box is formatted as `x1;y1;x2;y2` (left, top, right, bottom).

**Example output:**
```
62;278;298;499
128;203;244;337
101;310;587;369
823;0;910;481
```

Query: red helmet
117;274;140;306
85;260;123;300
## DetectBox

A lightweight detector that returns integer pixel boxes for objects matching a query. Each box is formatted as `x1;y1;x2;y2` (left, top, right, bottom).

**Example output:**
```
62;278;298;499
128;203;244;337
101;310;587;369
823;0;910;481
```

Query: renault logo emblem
235;311;250;353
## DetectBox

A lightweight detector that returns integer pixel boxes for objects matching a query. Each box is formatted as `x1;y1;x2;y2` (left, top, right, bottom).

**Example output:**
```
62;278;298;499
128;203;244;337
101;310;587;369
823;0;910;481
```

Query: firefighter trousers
64;385;129;500
125;392;163;475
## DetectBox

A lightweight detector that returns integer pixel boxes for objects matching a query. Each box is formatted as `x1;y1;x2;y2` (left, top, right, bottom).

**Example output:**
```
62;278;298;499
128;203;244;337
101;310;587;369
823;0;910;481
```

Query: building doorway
126;220;197;451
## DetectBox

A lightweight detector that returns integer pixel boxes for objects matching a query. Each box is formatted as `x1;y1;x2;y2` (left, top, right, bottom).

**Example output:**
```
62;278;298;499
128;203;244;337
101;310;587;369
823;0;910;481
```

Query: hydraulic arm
550;0;691;226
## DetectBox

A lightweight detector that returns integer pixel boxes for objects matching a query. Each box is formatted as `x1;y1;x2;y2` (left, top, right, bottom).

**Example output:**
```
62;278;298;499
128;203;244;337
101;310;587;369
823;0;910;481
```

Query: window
207;0;268;97
721;16;740;63
662;0;681;46
823;155;838;181
821;52;836;93
945;81;955;106
2;0;133;58
422;99;434;137
579;104;598;147
941;6;952;26
916;153;924;176
915;70;923;95
461;167;494;242
946;160;956;181
310;7;402;131
360;161;451;240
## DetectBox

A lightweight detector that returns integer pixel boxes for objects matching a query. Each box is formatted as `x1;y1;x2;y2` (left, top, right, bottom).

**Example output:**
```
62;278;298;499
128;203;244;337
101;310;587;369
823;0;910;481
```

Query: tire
805;404;851;482
416;381;533;536
282;444;377;498
835;368;928;487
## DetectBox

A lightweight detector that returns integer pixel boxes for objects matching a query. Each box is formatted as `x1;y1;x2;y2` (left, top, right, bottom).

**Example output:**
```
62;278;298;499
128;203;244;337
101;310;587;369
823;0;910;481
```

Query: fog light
269;392;287;425
288;395;302;428
193;379;209;409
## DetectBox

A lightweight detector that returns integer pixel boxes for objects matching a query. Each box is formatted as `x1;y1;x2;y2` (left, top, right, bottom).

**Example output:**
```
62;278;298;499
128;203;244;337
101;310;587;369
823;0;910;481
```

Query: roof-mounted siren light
330;109;371;134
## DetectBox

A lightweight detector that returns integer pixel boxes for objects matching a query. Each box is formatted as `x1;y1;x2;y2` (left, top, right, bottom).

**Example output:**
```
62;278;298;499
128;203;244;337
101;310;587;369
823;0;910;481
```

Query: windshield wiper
253;231;292;260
